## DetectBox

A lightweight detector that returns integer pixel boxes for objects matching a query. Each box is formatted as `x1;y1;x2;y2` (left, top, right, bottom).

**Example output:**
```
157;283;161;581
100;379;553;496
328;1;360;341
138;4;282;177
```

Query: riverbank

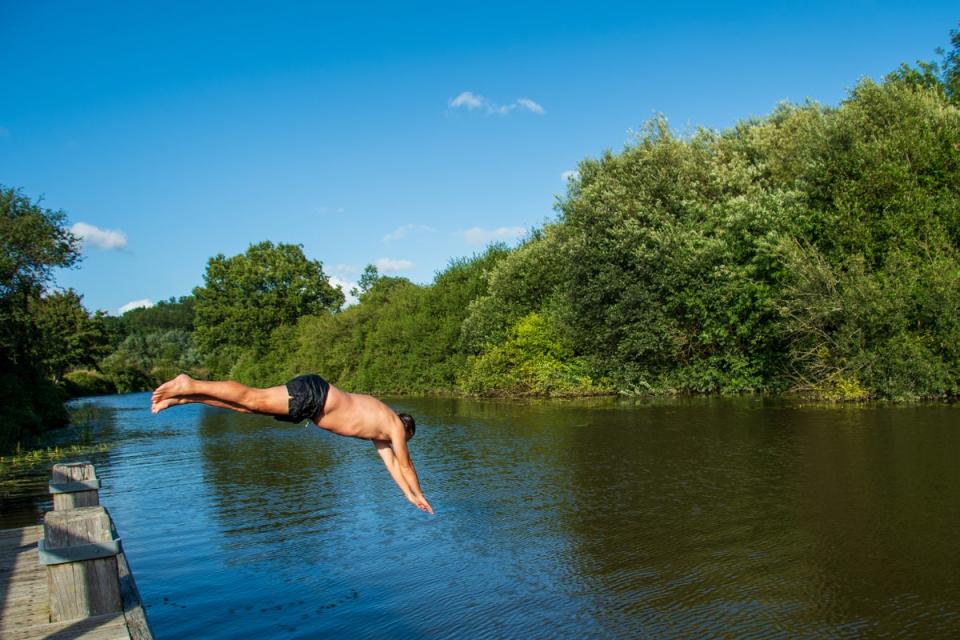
66;380;960;405
0;404;113;512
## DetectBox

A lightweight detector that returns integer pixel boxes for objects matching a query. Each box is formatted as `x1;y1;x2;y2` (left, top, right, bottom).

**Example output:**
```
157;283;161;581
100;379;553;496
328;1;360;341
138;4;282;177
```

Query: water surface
19;394;960;638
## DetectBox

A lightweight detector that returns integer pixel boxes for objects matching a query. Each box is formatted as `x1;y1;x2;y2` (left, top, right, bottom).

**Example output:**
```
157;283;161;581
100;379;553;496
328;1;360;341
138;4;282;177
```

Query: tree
351;264;381;299
0;186;81;446
0;188;79;301
193;241;344;371
1;188;80;362
30;289;110;381
943;23;960;104
121;296;195;334
100;329;202;393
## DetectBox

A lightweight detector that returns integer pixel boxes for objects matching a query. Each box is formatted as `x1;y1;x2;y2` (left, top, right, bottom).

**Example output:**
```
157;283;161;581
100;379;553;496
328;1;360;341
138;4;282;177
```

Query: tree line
2;24;958;449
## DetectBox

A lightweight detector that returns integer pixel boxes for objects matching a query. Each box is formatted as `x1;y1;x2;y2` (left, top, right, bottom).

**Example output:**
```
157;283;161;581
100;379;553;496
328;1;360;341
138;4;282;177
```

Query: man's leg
151;374;290;415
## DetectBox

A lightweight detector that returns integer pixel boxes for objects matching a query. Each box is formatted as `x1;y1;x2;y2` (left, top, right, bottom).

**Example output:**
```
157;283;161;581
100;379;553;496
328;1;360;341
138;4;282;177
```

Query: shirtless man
151;373;433;514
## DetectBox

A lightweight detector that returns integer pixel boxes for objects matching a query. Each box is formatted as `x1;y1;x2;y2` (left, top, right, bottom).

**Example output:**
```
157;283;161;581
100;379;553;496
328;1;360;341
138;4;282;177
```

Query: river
11;393;960;638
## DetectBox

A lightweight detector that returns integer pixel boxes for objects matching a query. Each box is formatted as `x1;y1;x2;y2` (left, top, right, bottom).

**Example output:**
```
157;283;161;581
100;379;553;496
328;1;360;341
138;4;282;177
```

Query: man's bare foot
151;373;193;413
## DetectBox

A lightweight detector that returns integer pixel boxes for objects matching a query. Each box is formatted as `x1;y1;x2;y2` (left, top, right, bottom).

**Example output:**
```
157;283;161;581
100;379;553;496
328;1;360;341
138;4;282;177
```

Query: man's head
398;413;416;440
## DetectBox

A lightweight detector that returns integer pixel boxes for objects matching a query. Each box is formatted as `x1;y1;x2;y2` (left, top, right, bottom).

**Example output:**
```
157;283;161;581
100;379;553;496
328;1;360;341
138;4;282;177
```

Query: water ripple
54;393;960;639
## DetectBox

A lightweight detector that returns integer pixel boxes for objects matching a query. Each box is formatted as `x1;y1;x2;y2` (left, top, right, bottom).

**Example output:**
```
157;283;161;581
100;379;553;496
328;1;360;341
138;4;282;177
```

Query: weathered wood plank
0;590;46;605
44;506;122;622
0;525;48;634
0;569;40;582
0;612;128;640
1;571;46;584
50;463;100;510
111;520;154;640
0;529;34;540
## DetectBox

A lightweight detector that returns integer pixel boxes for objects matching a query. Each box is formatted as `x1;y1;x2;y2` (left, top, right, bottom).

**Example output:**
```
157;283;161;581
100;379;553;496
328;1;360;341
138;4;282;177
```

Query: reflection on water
41;394;960;638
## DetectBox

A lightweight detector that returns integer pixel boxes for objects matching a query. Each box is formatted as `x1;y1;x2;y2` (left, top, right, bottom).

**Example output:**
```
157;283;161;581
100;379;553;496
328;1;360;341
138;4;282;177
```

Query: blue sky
1;1;956;314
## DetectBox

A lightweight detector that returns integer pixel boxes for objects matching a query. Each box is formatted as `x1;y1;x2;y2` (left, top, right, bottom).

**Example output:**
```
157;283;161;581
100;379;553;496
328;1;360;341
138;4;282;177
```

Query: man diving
151;373;433;514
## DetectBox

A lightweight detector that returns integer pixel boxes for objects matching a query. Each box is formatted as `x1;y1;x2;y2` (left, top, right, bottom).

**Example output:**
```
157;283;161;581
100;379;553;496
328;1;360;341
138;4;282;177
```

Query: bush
0;368;68;452
462;312;610;396
62;370;117;398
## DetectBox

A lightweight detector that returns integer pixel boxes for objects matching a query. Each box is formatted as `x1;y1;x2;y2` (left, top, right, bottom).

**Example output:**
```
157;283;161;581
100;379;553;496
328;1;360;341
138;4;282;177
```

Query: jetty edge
0;462;154;639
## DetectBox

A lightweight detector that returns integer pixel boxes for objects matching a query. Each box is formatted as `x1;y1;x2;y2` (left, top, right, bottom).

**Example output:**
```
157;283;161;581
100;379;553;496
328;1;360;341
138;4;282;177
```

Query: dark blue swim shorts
275;374;329;423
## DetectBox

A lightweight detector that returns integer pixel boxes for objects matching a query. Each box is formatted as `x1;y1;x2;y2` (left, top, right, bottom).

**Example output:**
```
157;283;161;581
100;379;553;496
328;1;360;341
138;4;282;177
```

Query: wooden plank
0;528;40;547
44;507;122;622
0;525;40;534
0;530;34;540
111;519;154;640
0;569;40;582
2;589;47;604
0;525;48;635
1;568;46;582
50;463;100;510
0;612;128;640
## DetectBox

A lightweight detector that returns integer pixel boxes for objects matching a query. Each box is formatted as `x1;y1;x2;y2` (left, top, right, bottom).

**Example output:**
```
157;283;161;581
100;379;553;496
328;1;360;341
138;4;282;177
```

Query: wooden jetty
0;463;153;640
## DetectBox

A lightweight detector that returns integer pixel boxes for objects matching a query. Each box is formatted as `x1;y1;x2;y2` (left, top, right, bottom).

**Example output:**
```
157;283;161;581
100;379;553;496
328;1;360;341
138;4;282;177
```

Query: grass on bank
0;403;112;499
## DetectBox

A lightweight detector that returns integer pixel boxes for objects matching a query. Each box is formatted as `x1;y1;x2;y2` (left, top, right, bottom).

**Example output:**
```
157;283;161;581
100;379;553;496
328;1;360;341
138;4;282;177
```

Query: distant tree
0;188;80;364
0;188;79;302
287;245;510;393
121;296;195;334
944;23;960;104
460;234;563;354
99;314;129;350
193;241;344;369
100;329;202;393
351;264;381;299
0;186;81;446
30;289;110;381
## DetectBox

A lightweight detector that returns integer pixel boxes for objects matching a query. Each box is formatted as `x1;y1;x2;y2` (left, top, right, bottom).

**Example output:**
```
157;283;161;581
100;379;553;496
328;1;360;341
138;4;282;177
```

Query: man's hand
376;440;434;514
409;494;434;515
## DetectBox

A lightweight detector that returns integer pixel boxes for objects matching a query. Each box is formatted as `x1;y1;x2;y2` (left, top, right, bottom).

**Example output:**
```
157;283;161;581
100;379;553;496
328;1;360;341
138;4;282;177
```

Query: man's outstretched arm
389;426;432;513
374;438;433;514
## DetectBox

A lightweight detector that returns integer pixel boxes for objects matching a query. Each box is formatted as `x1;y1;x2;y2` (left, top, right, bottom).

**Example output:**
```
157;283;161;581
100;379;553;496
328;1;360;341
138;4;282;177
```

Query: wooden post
50;462;100;510
42;505;122;622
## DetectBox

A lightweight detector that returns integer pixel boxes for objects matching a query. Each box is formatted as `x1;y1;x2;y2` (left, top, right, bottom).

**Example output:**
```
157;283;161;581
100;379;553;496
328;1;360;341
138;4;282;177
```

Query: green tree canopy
193;241;344;371
30;289;109;381
121;296;195;334
351;264;381;300
0;186;82;445
1;187;80;364
0;188;79;301
946;24;960;102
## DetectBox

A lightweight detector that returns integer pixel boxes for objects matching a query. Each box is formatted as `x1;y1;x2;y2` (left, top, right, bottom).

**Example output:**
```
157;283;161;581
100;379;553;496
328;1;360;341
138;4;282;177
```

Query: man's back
319;385;403;442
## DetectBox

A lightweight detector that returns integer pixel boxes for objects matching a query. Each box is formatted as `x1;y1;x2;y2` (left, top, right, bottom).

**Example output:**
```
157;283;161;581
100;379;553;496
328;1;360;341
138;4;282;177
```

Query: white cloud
328;276;359;307
561;170;580;181
517;98;545;114
329;265;360;307
71;222;127;250
449;91;545;116
383;224;436;242
376;257;414;272
460;226;526;245
450;91;484;109
119;298;153;314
